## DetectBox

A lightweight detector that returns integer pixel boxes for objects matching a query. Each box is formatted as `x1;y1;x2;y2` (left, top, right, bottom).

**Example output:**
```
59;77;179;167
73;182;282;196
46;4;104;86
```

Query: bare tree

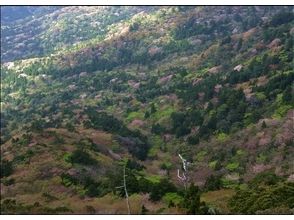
177;154;188;190
116;162;131;214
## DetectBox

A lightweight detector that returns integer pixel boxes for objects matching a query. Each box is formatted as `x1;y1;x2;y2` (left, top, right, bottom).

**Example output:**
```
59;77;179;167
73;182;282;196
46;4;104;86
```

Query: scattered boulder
233;64;243;72
138;72;146;80
214;84;222;93
128;80;140;89
110;78;118;83
18;73;28;78
252;164;271;174
207;66;221;74
148;46;162;56
232;28;238;34
80;93;87;99
189;38;202;45
129;119;145;127
158;74;173;85
163;134;172;142
198;92;205;101
68;84;76;90
79;72;88;77
192;78;202;86
290;27;294;35
268;38;281;49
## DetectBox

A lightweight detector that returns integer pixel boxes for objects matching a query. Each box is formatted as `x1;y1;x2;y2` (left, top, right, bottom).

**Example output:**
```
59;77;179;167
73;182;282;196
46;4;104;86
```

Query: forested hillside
1;6;294;214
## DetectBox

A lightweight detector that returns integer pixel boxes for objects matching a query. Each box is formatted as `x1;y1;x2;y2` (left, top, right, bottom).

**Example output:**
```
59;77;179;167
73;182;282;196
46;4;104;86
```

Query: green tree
183;184;201;214
1;160;13;178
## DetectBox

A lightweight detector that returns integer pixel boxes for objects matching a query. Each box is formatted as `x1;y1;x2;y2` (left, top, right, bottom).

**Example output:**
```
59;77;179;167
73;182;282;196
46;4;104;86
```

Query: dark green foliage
1;160;13;178
83;177;109;197
116;133;150;160
172;17;217;40
171;112;191;137
229;180;294;214
84;108;150;160
229;172;293;214
12;150;34;165
30;119;46;132
261;121;267;128
149;178;177;201
67;149;97;165
85;205;96;214
150;103;157;114
130;21;140;32
42;192;58;202
282;86;293;104
269;11;294;27
60;173;79;187
1;199;73;214
182;184;209;214
249;171;284;187
1;6;294;214
65;122;75;132
61;173;109;197
187;135;199;145
141;205;148;214
2;178;15;186
138;177;153;193
106;165;140;196
126;159;144;171
257;71;294;100
144;111;150;119
84;108;123;133
151;123;165;135
204;175;222;191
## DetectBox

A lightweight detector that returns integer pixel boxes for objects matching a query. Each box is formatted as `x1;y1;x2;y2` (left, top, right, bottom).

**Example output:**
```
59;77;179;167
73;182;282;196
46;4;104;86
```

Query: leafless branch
123;163;131;214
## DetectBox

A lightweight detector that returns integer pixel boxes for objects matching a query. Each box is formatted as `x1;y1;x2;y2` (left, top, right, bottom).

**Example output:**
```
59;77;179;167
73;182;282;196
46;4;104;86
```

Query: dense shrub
67;149;97;165
182;184;209;214
229;172;294;214
204;175;222;191
149;178;177;201
1;160;13;178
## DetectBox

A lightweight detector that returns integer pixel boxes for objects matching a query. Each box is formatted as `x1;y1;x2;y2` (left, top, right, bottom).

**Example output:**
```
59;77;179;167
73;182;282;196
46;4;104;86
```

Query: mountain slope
1;6;294;214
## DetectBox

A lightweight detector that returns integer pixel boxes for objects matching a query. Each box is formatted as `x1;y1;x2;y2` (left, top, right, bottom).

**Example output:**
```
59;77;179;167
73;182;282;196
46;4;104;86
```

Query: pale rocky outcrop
207;66;221;74
158;74;173;85
233;64;243;72
214;84;222;93
268;38;281;48
79;72;88;77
